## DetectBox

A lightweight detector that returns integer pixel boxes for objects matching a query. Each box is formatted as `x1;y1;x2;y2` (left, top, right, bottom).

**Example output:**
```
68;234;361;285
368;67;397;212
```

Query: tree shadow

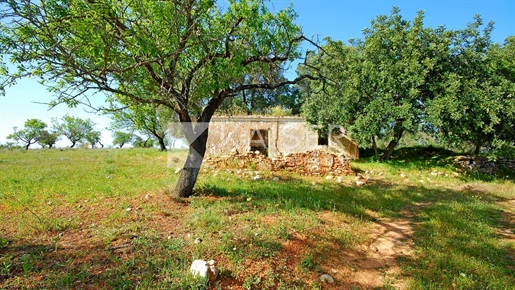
198;175;515;288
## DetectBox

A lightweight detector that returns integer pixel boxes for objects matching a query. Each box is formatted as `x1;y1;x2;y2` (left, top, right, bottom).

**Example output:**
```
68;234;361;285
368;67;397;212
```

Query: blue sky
1;0;514;147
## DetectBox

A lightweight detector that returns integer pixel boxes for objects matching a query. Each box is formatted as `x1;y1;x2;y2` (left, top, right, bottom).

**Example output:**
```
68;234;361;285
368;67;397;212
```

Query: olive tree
0;0;317;197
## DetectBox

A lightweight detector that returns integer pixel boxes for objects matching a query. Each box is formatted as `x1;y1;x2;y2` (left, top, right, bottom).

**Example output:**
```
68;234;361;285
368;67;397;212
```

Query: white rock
356;180;365;186
400;173;407;178
253;175;261;181
125;207;132;212
320;274;334;284
273;177;280;182
325;175;334;180
337;176;343;183
190;260;209;278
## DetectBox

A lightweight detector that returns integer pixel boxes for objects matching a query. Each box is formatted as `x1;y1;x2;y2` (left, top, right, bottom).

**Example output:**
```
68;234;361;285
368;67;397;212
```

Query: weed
300;253;318;271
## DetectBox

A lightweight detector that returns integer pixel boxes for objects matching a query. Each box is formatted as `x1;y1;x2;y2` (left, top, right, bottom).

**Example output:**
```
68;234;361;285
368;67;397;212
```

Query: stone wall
205;149;354;176
454;156;515;174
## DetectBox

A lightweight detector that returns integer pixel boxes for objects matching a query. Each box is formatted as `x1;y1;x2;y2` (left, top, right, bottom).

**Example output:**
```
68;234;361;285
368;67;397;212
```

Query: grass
0;147;514;289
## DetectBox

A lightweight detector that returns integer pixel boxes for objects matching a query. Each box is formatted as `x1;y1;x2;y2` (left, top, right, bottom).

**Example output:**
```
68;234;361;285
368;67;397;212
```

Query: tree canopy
300;7;514;160
7;119;48;150
426;19;515;154
0;0;318;197
52;115;95;148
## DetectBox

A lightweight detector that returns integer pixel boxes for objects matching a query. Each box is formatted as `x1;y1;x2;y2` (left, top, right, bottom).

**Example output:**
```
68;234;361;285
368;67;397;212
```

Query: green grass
0;147;514;289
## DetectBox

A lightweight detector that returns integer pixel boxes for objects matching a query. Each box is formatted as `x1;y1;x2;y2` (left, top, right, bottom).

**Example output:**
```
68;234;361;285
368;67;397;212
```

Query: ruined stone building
206;116;359;159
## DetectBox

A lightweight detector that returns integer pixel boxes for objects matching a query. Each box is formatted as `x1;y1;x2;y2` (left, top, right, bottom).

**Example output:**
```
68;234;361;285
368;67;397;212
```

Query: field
0;148;514;289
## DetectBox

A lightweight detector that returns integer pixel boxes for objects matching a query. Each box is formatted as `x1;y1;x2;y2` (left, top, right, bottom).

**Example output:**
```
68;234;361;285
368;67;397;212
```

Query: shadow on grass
359;146;515;182
0;234;202;289
198;175;515;288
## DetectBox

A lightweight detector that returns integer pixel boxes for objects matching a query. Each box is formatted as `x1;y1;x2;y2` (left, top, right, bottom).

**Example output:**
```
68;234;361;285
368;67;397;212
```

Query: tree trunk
25;143;30;150
372;136;378;159
49;144;53;149
70;141;76;148
174;124;209;198
157;136;167;151
380;121;405;161
98;141;104;148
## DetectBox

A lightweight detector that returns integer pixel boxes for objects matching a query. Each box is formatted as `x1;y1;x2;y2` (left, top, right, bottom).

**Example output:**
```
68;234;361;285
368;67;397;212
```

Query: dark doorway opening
250;129;269;156
318;131;328;145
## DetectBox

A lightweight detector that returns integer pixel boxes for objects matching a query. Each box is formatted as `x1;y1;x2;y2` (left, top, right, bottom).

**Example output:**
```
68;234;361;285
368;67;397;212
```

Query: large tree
7;119;47;150
426;17;515;154
301;8;451;160
0;0;317;197
52;115;95;148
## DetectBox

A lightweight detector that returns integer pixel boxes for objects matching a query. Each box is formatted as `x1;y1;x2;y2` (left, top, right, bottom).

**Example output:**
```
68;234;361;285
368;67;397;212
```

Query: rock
190;260;209;278
253;175;261;181
230;148;239;155
194;238;203;244
400;173;407;178
320;274;334;284
337;176;343;183
207;260;219;281
125;207;132;212
325;175;334;180
355;180;365;186
311;181;317;186
273;177;280;182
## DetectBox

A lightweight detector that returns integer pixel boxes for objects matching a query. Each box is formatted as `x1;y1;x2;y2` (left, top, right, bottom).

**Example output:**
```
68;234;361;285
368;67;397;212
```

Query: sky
1;0;514;147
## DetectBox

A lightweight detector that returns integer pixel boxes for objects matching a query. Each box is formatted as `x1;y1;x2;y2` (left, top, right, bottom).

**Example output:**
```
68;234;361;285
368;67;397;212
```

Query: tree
0;0;318;197
84;130;104;148
37;130;60;148
108;101;173;151
6;119;47;150
52;115;95;148
133;135;154;148
112;131;133;148
426;17;515;154
301;7;451;160
219;68;302;115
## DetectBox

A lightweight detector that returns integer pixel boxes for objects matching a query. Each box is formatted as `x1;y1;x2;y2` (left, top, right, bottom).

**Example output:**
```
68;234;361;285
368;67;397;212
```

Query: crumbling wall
329;132;360;159
206;116;319;157
205;149;354;176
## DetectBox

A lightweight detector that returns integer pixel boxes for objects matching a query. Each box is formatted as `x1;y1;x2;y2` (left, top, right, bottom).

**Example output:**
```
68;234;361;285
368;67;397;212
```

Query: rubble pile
204;149;354;176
